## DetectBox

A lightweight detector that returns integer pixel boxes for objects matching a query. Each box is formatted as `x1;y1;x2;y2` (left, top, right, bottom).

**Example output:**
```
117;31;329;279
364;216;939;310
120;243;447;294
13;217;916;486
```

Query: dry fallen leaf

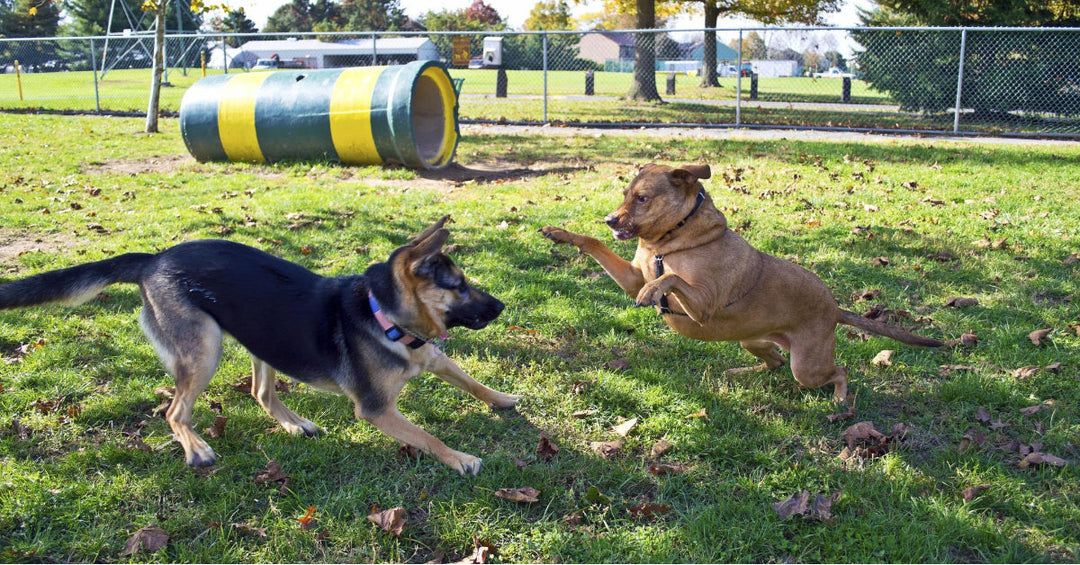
205;415;227;439
254;460;290;492
605;357;630;371
685;408;707;419
1027;328;1052;346
773;491;810;520
570;409;598;418
611;417;639;437
590;439;622;459
297;506;319;530
944;333;979;348
958;428;987;452
945;297;979;308
842;421;885;449
870;256;890;267
871;350;894;367
536;434;559;460
1010;366;1039;379
367;506;407;538
493;487;540;503
1018;452;1068;469
826;404;856;423
122;525;169;557
629;501;673;520
650;439;675;459
809;491;842;521
647;461;685;476
961;484;991;502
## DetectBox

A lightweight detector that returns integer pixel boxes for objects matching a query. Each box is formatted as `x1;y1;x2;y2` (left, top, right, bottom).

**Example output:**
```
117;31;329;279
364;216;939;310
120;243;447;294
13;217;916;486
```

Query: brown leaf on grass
647;461;685;476
1027;328;1052;346
398;444;422;461
231;375;254;394
230;522;268;539
650;439;675;459
945;297;979;308
611;417;639;437
842;421;885;449
605;357;630;371
30;398;61;415
297;506;319;530
1065;252;1080;265
1010;366;1039;379
939;364;976;377
871;350;894;367
456;536;497;564
122;525;169;556
773;491;810;520
870;256;890;267
493;487;540;503
153;385;175;398
991;237;1009;250
851;289;882;302
570;379;596;395
204;416;227;439
570;409;598;418
928;250;956;262
629;501;673;520
685;408;707;419
944;333;979;348
827;404;856;423
990;419;1010;430
1018;452;1068;469
961;484;991;503
536;434;559;460
975;407;992;423
367;506;407;538
809;491;842;522
122;433;153;453
513;458;530;470
1019;404;1043;416
254;460;290;492
958;428;987;452
1044;362;1062;373
590;439;622;459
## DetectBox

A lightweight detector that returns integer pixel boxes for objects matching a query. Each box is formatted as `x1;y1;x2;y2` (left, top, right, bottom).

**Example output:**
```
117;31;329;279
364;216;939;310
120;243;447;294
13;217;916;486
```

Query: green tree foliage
1;0;61;37
265;0;407;33
420;4;506;65
728;31;766;59
509;0;598;71
854;3;1080;116
338;0;407;31
209;7;258;46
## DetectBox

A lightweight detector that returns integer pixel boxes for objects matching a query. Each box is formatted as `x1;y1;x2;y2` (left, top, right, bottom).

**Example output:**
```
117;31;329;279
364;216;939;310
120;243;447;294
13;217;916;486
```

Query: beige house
577;32;636;67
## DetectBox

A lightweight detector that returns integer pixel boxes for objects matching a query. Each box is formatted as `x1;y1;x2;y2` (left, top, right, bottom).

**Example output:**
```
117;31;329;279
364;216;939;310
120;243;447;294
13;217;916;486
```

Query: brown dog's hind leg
724;339;787;375
788;334;848;402
250;356;321;436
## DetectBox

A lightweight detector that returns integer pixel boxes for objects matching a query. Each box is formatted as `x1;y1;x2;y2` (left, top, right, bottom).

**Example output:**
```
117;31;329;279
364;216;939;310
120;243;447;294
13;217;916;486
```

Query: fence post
953;28;967;134
735;29;743;126
842;76;851;103
496;68;507;98
90;39;101;113
666;72;676;95
749;72;758;100
542;32;548;123
585;68;594;95
14;60;23;101
372;32;378;66
221;35;228;74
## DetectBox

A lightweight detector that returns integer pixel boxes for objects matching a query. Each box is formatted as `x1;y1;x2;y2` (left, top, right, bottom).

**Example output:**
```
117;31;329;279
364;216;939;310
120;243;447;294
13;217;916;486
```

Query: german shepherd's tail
839;309;944;347
0;253;154;310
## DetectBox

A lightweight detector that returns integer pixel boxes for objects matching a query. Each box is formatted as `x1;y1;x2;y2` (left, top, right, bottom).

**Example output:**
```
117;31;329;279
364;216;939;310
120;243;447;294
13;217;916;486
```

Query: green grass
1;113;1079;562
4;66;1065;134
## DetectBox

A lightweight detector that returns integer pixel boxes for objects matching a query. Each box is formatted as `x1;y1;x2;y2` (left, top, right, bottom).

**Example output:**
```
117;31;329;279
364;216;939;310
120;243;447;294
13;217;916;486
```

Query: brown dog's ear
409;215;451;247
679;164;711;180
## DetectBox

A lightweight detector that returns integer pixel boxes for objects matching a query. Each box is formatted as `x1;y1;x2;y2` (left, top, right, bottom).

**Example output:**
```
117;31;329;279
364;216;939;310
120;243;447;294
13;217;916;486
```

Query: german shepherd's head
604;163;713;242
373;216;504;339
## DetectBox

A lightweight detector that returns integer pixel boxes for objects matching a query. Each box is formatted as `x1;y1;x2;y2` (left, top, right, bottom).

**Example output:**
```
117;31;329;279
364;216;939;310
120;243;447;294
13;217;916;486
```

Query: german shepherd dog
0;216;518;475
542;164;942;402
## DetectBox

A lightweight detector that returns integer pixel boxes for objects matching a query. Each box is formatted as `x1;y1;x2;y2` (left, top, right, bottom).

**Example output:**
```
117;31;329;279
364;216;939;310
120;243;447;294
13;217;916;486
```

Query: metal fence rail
1;27;1078;138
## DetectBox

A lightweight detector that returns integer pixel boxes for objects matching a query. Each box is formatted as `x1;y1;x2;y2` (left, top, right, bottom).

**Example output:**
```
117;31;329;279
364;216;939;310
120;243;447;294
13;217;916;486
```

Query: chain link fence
2;27;1078;138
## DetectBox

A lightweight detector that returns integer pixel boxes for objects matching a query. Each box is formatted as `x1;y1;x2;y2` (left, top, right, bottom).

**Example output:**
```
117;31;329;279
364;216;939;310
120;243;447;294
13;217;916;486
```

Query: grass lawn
1;113;1078;562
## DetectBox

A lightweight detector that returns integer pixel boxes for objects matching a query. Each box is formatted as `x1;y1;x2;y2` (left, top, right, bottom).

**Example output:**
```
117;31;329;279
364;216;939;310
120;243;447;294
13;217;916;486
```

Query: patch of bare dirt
81;154;196;176
0;230;78;273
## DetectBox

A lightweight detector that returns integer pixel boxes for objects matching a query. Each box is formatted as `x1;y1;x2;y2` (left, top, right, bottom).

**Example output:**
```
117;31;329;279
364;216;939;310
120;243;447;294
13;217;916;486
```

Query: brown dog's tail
839;310;944;347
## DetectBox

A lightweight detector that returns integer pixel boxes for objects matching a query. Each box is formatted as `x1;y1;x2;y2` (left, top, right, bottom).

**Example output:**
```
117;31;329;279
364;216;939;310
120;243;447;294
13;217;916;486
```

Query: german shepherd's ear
410;227;450;258
408;215;451;247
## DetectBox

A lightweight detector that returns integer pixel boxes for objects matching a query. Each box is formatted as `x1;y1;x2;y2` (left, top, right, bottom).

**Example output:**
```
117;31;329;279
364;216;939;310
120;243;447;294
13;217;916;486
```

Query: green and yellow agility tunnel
179;60;459;170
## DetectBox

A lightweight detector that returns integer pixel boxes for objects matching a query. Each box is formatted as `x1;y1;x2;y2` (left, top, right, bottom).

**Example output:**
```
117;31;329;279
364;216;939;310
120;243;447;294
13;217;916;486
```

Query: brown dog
541;163;942;401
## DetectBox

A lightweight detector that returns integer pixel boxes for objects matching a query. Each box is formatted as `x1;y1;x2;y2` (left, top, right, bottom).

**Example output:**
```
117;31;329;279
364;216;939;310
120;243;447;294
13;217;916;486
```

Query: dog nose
604;214;619;227
493;300;505;315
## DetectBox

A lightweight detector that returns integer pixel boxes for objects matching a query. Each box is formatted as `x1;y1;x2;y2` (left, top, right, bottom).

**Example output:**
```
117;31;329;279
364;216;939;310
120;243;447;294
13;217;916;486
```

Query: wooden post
14;60;23;101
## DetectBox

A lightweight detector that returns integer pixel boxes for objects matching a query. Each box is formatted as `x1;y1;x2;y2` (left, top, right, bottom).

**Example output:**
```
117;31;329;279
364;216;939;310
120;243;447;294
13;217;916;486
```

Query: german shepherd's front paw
539;226;580;246
442;450;483;476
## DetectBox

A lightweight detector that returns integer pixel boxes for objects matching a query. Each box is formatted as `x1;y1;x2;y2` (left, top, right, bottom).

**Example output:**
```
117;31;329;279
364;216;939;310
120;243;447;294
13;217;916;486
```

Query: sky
233;0;872;32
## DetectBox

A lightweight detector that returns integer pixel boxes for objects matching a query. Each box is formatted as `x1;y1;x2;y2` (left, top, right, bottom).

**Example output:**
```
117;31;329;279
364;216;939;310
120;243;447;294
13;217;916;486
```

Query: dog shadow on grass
417;163;590;184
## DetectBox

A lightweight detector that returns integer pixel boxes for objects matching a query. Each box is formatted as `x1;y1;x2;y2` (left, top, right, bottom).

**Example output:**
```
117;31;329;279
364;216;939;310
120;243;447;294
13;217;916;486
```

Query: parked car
252;58;307;70
720;63;754;77
813;67;853;78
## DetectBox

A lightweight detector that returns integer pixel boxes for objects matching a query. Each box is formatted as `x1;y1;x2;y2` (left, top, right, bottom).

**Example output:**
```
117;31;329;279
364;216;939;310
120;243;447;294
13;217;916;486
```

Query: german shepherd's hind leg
139;305;223;467
250;356;321;436
724;339;787;376
427;352;520;410
363;407;483;475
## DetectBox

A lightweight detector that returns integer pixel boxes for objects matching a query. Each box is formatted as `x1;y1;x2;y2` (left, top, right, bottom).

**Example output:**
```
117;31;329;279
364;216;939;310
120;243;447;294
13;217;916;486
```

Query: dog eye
636;195;649;204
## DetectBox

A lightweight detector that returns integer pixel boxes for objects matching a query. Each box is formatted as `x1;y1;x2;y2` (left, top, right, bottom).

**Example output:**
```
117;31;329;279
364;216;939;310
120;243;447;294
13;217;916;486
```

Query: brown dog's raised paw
540;226;574;245
634;278;669;308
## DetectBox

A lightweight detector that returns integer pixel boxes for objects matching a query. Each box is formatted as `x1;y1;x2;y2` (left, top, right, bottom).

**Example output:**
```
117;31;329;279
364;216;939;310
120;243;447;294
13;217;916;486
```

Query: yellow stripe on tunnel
330;66;384;165
217;72;272;162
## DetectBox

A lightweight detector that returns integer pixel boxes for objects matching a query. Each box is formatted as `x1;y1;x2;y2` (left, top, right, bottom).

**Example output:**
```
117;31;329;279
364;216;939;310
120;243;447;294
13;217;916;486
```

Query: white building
206;37;439;69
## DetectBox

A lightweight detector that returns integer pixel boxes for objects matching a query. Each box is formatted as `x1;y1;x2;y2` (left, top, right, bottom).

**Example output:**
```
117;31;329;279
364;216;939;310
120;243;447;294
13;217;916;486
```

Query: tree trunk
626;0;661;102
145;5;167;133
699;2;720;88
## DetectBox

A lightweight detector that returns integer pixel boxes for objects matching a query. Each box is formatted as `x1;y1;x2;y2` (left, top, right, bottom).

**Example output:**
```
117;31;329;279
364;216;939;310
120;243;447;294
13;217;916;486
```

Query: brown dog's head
376;216;504;339
604;164;712;242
